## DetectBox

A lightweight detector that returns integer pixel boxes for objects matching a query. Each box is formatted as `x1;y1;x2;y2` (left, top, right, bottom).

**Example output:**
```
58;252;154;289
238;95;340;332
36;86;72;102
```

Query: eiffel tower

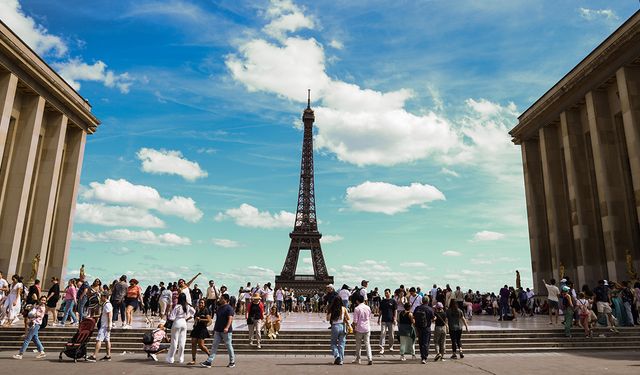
275;91;333;295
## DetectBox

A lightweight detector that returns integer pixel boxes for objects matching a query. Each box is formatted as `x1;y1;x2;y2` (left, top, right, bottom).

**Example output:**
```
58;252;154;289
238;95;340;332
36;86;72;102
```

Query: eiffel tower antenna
307;89;311;109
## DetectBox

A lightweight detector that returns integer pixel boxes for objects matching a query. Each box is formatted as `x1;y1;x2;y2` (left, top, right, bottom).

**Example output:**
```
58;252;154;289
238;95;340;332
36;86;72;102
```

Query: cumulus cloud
440;168;460;177
321;234;343;244
345;181;445;215
442;250;462;257
263;0;314;40
212;238;241;248
329;39;343;50
52;58;134;94
473;230;506;241
73;229;191;246
75;202;165;228
137;148;208;181
579;8;618;21
82;178;203;222
0;0;67;56
215;203;294;229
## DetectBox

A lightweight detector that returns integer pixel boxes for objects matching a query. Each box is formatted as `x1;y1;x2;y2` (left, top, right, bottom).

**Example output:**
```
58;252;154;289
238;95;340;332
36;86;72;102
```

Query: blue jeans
112;300;126;322
276;300;283;312
331;323;346;361
20;323;44;353
206;331;235;364
62;300;78;324
78;296;88;321
500;300;509;318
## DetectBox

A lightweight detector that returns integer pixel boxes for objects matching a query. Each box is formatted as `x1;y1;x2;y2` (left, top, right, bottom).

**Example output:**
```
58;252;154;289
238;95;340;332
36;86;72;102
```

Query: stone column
585;90;634;281
560;108;604;287
44;126;86;282
521;139;552;293
617;67;640;225
0;95;45;275
19;111;68;280
0;72;18;161
539;124;576;281
616;66;640;272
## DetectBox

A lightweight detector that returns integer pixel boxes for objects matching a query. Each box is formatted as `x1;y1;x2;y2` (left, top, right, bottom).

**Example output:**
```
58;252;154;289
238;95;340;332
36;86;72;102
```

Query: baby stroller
59;317;96;362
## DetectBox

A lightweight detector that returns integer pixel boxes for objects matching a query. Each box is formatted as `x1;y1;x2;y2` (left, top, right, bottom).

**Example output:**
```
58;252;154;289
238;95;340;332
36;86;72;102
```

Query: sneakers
334;357;341;365
400;355;406;361
227;362;236;368
450;354;458;359
379;347;385;355
150;353;158;361
351;359;361;364
36;352;46;359
200;361;212;368
86;355;97;362
459;352;464;359
368;360;373;365
389;346;395;352
434;353;442;362
257;343;261;349
100;356;112;361
12;354;22;360
421;359;427;364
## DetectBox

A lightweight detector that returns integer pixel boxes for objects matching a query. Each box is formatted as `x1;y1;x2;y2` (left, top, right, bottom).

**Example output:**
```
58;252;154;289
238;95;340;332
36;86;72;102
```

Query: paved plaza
1;351;638;375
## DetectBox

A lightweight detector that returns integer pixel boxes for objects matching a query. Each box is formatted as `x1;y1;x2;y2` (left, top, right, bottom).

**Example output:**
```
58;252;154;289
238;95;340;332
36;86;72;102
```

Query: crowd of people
1;269;639;367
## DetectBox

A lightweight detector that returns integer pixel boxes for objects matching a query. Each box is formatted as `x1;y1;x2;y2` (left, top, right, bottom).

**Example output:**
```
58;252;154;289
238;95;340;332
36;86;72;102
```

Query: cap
361;280;369;285
561;286;570;292
603;280;609;286
326;284;335;290
101;291;109;298
560;278;567;283
436;302;443;309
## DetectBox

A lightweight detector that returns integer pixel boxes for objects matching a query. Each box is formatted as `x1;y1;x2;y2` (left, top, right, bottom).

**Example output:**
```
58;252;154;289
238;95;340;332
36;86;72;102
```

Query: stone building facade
510;12;640;293
0;21;99;282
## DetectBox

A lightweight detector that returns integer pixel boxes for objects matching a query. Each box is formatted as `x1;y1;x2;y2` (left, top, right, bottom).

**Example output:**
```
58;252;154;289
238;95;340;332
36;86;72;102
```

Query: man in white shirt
206;280;219;315
360;280;369;301
543;278;560;325
87;292;113;362
408;287;421;313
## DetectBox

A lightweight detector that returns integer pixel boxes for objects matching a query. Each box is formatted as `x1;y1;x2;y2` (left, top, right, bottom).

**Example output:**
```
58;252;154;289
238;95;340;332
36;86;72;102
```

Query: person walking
124;278;143;329
166;293;195;364
188;299;211;365
13;295;47;359
351;294;373;365
433;302;447;361
377;288;396;354
247;293;264;349
275;286;284;312
576;292;593;338
159;285;172;320
446;300;469;359
327;295;350;365
560;286;574;337
87;292;113;362
111;275;127;328
60;279;78;326
45;277;60;326
593;280;618;332
413;296;434;364
397;302;416;361
200;293;236;368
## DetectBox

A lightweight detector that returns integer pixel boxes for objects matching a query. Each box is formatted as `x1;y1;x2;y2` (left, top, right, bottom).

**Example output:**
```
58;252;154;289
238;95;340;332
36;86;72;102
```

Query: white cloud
399;262;428;268
345;181;445;215
473;230;506;241
263;0;314;41
440;168;460;177
73;229;191;246
137;148;208;181
82;178;203;222
75;202;165;228
442;250;462;257
52;58;134;94
215;203;294;229
579;8;618;21
329;39;343;50
321;234;343;244
212;238;241;248
0;0;67;56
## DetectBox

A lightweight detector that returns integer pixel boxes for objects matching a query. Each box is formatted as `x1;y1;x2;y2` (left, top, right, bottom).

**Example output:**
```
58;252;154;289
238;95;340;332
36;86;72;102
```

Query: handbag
165;319;173;329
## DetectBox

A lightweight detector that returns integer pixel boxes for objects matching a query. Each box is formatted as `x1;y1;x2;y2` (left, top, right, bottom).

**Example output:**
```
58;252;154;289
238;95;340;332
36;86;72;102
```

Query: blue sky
2;0;637;292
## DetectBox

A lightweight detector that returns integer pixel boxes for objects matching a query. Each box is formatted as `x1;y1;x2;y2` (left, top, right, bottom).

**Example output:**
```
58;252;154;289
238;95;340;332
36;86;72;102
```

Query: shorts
597;302;612;314
549;300;558;310
125;297;138;309
96;326;110;342
46;298;59;308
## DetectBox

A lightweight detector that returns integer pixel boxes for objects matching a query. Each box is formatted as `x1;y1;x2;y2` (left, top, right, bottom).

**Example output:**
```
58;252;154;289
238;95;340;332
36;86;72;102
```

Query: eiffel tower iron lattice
275;91;333;295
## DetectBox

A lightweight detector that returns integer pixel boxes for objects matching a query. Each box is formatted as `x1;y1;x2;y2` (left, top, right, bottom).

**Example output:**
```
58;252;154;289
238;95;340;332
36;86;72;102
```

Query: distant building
510;11;640;292
0;20;99;282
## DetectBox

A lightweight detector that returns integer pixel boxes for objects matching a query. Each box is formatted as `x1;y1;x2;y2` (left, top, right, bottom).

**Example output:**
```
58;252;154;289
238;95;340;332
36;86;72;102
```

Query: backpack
350;287;361;304
40;312;48;330
142;330;156;345
413;308;428;328
621;288;634;304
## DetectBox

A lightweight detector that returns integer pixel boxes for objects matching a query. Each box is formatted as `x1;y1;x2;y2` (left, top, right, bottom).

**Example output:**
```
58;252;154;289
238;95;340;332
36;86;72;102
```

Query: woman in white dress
2;275;23;327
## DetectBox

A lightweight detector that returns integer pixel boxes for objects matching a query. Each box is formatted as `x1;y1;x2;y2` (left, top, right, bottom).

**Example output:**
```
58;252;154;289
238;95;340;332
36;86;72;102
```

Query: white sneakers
12;354;22;359
12;352;45;360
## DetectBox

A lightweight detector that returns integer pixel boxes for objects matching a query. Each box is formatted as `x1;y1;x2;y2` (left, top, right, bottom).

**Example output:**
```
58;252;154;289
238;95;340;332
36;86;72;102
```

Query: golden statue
559;263;565;279
28;254;40;285
515;270;521;289
80;264;86;281
626;249;638;281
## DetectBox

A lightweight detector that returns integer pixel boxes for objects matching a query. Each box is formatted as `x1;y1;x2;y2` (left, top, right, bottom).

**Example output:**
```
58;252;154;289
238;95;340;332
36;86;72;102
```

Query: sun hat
252;293;261;300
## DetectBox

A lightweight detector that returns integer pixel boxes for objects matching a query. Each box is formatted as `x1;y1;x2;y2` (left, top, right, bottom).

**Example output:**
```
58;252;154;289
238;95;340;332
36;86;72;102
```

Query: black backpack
40;313;48;330
142;330;156;345
413;308;428;328
350;288;360;304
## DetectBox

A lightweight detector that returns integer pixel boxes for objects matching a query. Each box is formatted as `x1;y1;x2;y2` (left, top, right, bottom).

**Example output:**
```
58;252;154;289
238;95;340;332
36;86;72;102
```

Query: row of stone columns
0;70;86;283
524;66;640;293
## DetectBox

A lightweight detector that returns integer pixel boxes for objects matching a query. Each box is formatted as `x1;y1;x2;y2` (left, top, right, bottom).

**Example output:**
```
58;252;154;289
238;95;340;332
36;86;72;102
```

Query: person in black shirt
200;294;235;368
377;288;397;354
433;302;447;361
46;277;60;326
188;299;211;365
593;280;618;332
413;296;435;364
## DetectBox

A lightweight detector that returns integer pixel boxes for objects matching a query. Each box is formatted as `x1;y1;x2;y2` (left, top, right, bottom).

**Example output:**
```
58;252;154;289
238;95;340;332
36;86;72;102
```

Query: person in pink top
351;294;373;365
61;279;78;325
